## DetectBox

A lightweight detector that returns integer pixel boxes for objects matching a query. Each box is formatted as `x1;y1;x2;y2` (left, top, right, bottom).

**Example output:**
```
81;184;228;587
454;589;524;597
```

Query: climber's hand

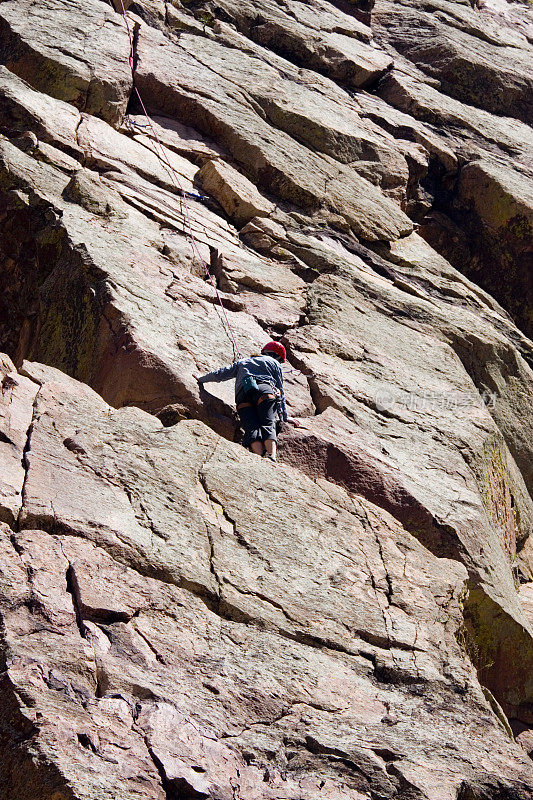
286;417;302;428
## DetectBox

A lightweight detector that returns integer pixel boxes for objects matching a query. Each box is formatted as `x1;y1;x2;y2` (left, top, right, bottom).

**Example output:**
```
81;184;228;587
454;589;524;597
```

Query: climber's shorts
236;382;279;447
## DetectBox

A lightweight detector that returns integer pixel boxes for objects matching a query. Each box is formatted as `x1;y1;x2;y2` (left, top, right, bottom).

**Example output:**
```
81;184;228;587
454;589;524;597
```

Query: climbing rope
118;0;242;361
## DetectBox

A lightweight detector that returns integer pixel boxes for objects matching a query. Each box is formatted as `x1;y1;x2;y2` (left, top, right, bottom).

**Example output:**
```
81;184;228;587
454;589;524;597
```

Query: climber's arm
196;362;238;384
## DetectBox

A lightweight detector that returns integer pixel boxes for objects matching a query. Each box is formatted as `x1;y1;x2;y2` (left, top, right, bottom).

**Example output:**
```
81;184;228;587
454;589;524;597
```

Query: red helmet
262;341;286;362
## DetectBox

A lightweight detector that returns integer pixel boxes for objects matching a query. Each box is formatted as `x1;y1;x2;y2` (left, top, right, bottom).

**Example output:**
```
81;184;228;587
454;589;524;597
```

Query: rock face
0;0;132;125
0;0;533;797
1;358;533;800
371;0;533;338
421;157;533;338
197;159;276;227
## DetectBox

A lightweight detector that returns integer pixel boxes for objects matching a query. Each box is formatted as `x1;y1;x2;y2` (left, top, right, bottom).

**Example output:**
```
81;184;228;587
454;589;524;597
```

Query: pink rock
198;159;275;227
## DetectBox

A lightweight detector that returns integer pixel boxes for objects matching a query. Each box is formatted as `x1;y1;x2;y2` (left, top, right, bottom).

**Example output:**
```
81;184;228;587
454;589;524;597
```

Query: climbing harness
236;393;276;411
258;392;278;404
118;0;241;361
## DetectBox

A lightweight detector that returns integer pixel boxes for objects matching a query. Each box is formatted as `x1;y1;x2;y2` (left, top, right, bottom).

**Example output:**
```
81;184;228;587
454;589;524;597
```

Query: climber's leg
263;438;277;460
237;403;263;454
257;394;278;462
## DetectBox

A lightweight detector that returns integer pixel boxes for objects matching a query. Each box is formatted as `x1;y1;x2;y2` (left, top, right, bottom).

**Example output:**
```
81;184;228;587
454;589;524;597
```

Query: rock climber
195;341;300;462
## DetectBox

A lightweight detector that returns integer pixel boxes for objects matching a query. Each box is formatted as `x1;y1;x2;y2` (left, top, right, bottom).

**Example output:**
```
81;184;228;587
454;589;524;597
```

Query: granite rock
0;0;532;793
